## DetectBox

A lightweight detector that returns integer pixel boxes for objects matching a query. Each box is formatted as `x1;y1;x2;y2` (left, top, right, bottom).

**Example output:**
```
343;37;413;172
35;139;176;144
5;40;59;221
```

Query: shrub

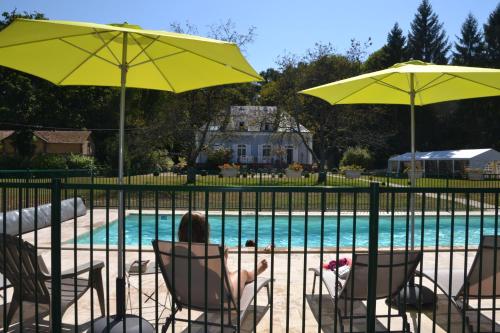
0;155;26;169
173;157;188;172
130;150;173;174
66;154;97;170
340;146;373;170
287;162;303;171
218;163;239;170
339;164;364;172
31;154;68;169
206;146;232;168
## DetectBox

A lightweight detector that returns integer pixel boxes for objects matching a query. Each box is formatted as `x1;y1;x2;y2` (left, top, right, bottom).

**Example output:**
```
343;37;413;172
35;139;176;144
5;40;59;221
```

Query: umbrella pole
94;31;154;332
410;73;416;250
116;31;128;319
398;73;435;308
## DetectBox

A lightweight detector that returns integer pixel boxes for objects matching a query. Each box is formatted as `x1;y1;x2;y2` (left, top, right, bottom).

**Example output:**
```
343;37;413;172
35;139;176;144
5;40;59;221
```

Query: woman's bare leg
229;259;268;295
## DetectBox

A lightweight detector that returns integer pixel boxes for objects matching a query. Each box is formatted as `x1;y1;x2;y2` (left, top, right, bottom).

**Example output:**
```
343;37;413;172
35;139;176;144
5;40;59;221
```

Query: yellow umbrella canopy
299;60;500;105
0;18;262;92
0;19;263;329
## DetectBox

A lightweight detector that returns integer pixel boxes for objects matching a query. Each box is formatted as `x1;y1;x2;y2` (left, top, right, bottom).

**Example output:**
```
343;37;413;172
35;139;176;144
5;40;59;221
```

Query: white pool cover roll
0;197;86;235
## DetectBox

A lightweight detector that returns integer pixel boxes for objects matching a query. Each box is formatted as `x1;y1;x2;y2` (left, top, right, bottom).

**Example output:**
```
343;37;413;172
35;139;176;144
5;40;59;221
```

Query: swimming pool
75;213;499;248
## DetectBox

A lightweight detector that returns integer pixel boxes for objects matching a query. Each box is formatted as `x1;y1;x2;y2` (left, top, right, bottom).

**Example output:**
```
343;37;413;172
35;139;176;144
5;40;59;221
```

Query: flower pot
285;169;302;178
220;168;238;178
344;170;362;179
467;171;484;180
407;170;423;179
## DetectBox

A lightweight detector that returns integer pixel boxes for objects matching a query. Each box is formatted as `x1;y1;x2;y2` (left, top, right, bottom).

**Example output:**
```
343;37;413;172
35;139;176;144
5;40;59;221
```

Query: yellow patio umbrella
300;60;500;187
0;18;262;331
300;59;500;305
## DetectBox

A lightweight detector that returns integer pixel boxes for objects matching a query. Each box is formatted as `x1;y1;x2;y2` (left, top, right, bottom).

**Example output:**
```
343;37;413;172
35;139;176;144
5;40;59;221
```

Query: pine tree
453;13;485;66
484;4;500;67
383;22;407;66
407;0;450;64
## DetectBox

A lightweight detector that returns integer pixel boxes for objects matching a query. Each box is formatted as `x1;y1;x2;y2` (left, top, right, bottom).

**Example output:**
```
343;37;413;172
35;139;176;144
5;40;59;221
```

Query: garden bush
66;154;97;170
31;154;68;169
206;146;232;168
340;146;373;170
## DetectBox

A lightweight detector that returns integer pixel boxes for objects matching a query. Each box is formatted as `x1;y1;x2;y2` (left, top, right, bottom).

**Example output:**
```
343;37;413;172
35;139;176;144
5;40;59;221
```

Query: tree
407;0;450;64
384;23;407;66
484;4;500;67
156;20;259;166
452;13;485;66
364;23;406;71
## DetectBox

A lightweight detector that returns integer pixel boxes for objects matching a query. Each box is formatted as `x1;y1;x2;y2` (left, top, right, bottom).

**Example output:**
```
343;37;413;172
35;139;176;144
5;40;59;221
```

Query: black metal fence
0;180;499;332
1;169;499;212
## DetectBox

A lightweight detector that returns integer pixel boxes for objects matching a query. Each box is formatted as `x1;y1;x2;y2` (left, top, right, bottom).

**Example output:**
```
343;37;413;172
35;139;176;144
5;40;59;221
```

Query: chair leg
312;273;317;294
5;296;19;331
162;310;176;333
92;268;106;316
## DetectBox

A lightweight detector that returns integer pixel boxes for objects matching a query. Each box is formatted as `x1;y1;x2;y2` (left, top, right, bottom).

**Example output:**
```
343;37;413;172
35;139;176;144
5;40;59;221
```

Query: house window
237;144;246;157
262;145;271;157
239;121;246;130
286;145;294;164
263;122;273;131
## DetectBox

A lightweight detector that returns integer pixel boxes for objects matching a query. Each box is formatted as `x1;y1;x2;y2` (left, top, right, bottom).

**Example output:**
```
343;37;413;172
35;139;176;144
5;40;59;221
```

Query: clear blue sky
1;0;498;71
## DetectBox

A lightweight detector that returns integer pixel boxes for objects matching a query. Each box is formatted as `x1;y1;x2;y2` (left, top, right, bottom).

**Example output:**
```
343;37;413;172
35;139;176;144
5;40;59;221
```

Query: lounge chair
420;235;500;332
152;240;271;332
0;234;105;330
310;251;422;332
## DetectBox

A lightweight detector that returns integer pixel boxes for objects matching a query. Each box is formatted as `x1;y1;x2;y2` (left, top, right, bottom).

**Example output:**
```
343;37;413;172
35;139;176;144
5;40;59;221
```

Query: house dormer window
263;122;273;131
239;121;246;131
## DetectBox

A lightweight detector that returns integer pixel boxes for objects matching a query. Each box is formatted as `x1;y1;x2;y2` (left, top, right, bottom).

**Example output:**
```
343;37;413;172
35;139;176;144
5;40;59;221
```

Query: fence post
50;178;62;332
445;177;449;211
367;182;380;333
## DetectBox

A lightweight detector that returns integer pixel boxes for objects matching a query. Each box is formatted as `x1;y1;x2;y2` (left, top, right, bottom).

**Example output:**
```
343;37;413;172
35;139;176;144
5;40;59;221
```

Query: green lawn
1;172;497;211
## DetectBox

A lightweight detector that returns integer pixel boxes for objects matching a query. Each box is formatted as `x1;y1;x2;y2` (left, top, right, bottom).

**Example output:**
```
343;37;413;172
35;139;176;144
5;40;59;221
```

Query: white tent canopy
388;148;500;176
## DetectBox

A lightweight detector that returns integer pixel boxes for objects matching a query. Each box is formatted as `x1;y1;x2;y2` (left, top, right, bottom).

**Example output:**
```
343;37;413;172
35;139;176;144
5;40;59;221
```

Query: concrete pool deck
2;209;499;332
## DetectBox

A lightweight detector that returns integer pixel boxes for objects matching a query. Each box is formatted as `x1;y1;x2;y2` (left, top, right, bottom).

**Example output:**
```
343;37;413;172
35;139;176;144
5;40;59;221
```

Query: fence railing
0;181;499;332
1;169;499;212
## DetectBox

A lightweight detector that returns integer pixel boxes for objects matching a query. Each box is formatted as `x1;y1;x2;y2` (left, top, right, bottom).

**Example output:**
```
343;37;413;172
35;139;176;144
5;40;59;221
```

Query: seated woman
178;212;268;296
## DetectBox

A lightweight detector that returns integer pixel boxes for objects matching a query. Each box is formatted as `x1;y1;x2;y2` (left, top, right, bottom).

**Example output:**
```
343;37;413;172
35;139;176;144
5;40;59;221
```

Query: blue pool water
75;214;499;248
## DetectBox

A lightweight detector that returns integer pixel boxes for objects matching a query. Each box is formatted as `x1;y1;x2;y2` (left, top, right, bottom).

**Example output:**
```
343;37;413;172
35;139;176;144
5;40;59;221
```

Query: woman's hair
178;212;210;243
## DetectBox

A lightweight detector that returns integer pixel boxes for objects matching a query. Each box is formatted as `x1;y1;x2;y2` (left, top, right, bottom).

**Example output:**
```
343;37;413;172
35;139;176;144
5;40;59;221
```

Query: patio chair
0;234;105;331
420;235;500;332
310;251;422;332
152;240;271;332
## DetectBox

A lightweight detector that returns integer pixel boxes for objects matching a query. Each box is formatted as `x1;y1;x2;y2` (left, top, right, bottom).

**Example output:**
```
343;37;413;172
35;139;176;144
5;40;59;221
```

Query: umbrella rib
137;33;262;81
369;76;409;94
0;30;116;49
128;50;187;68
94;28;121;65
328;73;404;105
58;37;119;67
127;35;160;66
413;73;449;93
57;32;122;85
130;33;177;92
443;73;500;92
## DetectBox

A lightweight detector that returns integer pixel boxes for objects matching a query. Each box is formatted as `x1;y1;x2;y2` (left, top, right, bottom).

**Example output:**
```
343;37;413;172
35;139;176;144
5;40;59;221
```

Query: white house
388;148;500;176
196;106;314;167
